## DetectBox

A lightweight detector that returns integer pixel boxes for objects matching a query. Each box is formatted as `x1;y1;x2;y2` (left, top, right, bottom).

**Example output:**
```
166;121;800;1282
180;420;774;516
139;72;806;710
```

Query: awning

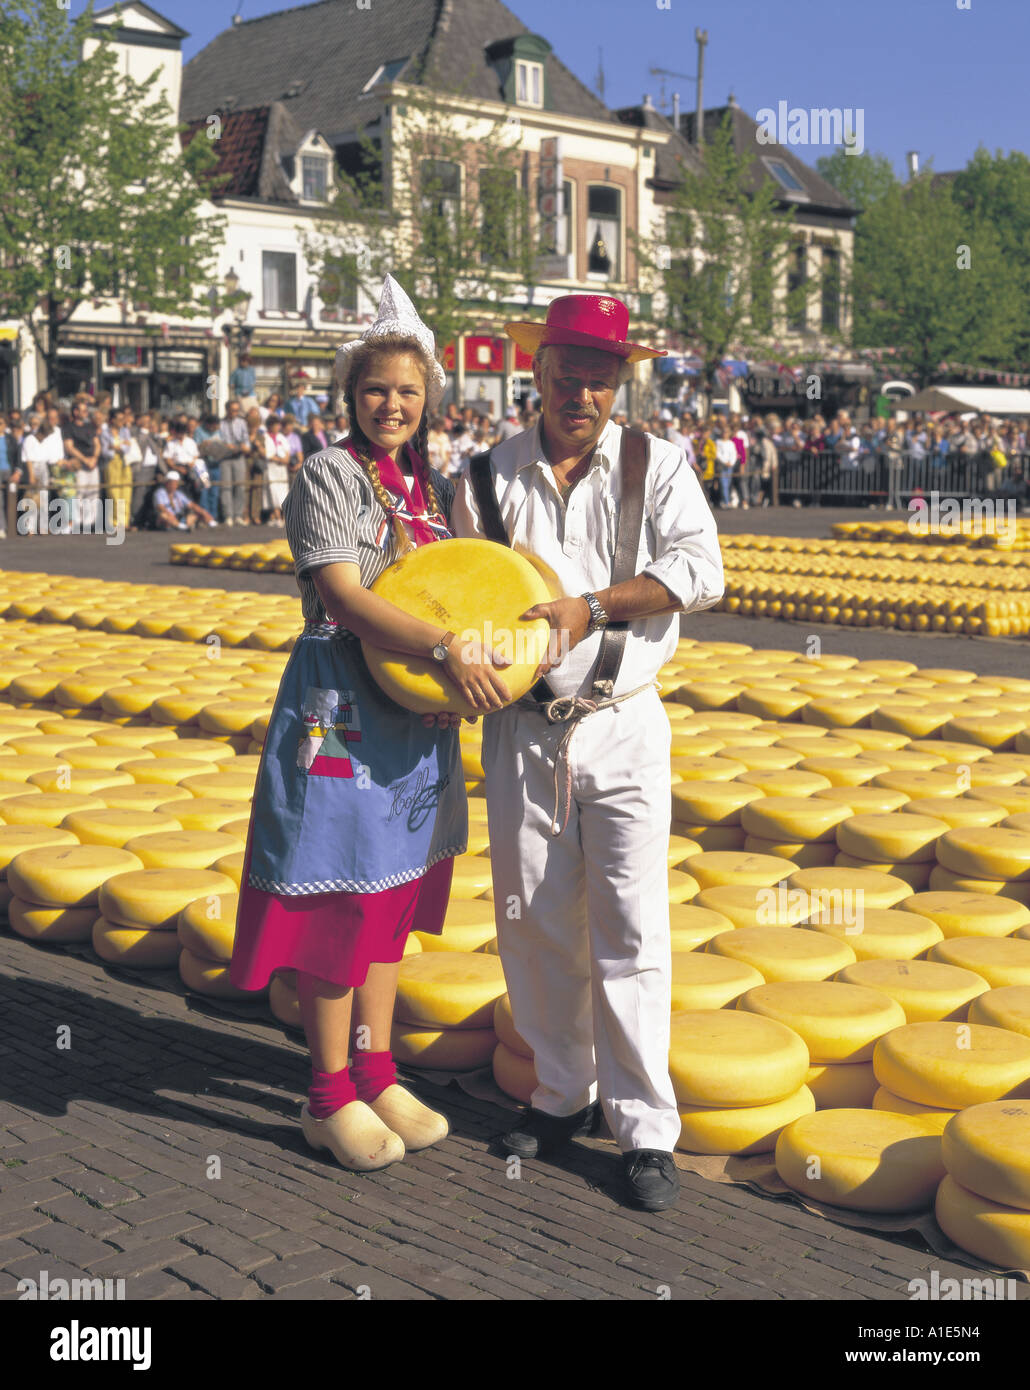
902;385;1030;416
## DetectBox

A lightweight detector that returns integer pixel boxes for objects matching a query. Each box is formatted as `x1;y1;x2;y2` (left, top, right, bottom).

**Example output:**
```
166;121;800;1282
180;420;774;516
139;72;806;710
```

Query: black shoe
620;1149;680;1212
500;1102;601;1159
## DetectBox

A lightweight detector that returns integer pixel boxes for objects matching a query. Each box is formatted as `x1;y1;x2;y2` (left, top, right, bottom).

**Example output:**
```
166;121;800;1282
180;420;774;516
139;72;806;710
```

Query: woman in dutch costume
230;277;511;1171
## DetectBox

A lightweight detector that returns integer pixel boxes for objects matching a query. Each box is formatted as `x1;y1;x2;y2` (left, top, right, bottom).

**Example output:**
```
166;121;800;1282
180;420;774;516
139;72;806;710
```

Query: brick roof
181;103;302;204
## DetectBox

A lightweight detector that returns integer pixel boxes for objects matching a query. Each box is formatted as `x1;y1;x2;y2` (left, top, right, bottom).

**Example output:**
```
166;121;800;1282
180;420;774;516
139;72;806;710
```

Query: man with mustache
451;295;724;1211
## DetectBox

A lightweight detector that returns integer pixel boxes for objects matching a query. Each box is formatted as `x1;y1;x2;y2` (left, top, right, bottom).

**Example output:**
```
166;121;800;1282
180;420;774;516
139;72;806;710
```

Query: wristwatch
581;592;609;633
431;630;456;662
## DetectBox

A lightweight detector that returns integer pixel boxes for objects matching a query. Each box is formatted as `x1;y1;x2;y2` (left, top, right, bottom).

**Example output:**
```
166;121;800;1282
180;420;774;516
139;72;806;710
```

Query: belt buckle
592;678;614;698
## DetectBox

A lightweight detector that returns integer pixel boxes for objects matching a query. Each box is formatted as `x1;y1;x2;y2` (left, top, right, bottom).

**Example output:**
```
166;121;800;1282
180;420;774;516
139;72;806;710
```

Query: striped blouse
282;442;455;625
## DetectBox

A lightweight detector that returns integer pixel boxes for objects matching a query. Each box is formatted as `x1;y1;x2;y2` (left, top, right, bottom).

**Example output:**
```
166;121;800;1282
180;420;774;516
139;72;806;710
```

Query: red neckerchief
344;437;444;547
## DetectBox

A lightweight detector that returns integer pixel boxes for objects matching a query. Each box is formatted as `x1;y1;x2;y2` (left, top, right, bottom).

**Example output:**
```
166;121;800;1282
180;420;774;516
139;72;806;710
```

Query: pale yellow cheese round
176;893;239;962
667;834;703;868
213;851;244;889
935;1173;1030;1268
671;756;746;782
117;756;212;786
269;973;302;1030
695;883;810;930
787;866;912;909
871;1085;955;1130
941;1100;1030;1211
668;901;736;950
61;808;183;849
157;797;248;832
742;837;837;868
671;824;746;851
449;857;494;900
687;851;792;892
492;1042;537;1102
900;892;1030;940
927;864;1030;905
831;854;933;892
362;540;551;716
968;987;1030;1039
901;797;1006;830
775;1107;945;1212
710;926;856;983
836;813;949;865
669;951;764;1011
395;951;507;1029
7;844;144;907
98;868;237;930
805;906;943;962
91;915;182;969
416;899;496;954
8;899;97;943
929;936;1030;989
97;784;194;813
736;769;834;797
0;824;79;876
391;1022;498;1070
811;785;910;814
1;792;106;828
179;946;255;998
493;994;533;1058
936;826;1030;883
873;1021;1030;1108
795;757;887;788
122;829;243;870
871;771;965;801
804;1062;878;1111
738;980;906;1064
837;958;990;1024
944;715;1025;751
677;1085;815;1156
668;1009;810;1107
671;781;763;826
740;796;852;845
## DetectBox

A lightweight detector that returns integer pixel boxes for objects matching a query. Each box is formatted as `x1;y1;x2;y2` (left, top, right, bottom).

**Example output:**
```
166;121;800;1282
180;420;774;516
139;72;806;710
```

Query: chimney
642;93;654;111
907;150;919;178
232;12;242;24
672;92;680;131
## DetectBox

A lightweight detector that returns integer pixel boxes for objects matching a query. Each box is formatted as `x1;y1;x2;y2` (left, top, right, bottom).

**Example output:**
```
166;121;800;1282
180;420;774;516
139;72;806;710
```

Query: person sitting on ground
153;471;214;530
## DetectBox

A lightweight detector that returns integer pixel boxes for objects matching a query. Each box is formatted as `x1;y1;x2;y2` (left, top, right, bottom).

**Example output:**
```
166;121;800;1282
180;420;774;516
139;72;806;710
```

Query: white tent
902;385;1030;415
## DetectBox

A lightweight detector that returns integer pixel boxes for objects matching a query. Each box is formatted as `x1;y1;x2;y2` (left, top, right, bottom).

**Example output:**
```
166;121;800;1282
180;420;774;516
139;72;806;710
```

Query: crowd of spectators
2;387;1026;537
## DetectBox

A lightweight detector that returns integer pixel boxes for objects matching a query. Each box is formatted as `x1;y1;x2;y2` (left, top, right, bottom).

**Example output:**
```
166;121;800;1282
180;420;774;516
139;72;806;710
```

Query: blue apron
247;624;467;895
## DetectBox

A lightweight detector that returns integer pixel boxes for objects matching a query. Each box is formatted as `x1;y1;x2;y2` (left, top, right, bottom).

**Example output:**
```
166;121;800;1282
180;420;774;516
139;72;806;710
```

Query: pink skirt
229;817;452;991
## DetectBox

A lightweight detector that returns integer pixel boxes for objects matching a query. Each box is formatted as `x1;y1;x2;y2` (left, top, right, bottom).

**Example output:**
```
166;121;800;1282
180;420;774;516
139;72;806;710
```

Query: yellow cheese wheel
927;864;1030;905
873;1021;1030;1108
740;796;853;845
179;947;255;999
96;784;194;813
831;854;933;892
668;902;735;949
941;1100;1030;1211
738;980;907;1063
929;936;1030;989
901;892;1030;940
362;539;550;716
117;756;212;786
122;829;243;870
935;1173;1030;1269
90;726;180;750
871;705;960;738
838;958;990;1024
936;827;1030;882
802;697;880;730
668;1009;809;1107
687;851;792;892
710;926;856;983
695;883;810;929
871;1085;955;1130
742;837;837;868
493;994;533;1058
0;824;79;876
5;735;94;758
7;844;144;907
968;987;1030;1039
811;785;909;814
669;951;764;1011
677;1085;815;1156
670;781;763;826
449;857;493;899
667;868;700;902
212;851;244;889
667;834;703;868
836;813;949;865
713;747;803;773
795;757;887;788
1;792;106;828
176;893;239;962
151;736;238;763
944;715;1025;751
492;1041;537;1102
967;785;1030;818
91;915;182;969
871;771;966;801
786;867;912;909
736;688;812;720
98;868;236;930
671;756;746;782
736;769;833;797
391;1022;498;1070
8;899;97;943
395;951;507;1029
416;899;496;954
901;797;1006;831
775;1108;945;1212
27;768;136;796
60;808;184;849
804;1062;878;1111
158;797;248;832
806;906;943;962
834;728;912;753
671;823;747;851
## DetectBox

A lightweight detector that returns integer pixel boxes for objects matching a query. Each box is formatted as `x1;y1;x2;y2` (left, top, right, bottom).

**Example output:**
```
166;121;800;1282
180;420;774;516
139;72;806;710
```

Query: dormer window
302;155;328;201
515;60;543;107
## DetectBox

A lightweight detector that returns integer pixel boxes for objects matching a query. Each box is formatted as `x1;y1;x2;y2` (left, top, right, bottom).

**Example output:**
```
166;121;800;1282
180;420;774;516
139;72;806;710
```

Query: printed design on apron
387;766;451;833
297;685;363;778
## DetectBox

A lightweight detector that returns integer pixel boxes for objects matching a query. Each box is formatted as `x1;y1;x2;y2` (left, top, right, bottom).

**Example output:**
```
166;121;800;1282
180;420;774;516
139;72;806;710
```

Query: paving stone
162;1252;260;1299
34;1193;133;1241
54;1171;140;1209
19;1221;116;1269
251;1248;357;1293
89;1238;203;1280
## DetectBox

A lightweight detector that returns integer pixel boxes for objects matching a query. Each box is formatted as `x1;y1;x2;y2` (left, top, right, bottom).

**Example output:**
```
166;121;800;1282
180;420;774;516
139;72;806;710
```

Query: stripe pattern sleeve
283;452;363;579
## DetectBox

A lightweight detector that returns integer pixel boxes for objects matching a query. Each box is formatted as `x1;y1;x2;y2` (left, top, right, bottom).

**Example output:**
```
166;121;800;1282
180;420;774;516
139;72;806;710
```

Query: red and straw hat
504;294;666;363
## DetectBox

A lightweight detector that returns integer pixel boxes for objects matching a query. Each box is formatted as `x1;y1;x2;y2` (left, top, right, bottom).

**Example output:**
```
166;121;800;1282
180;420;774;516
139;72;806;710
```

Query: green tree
851;170;1021;386
0;1;231;393
637;113;824;396
951;147;1030;363
299;82;538;359
815;148;897;213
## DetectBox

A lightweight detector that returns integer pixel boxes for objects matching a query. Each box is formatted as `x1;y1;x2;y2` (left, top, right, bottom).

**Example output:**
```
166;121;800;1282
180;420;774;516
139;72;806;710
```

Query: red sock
350;1050;396;1103
308;1065;357;1119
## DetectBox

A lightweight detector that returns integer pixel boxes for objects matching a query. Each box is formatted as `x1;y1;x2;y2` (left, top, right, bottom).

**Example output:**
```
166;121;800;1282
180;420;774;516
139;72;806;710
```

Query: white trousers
481;684;681;1153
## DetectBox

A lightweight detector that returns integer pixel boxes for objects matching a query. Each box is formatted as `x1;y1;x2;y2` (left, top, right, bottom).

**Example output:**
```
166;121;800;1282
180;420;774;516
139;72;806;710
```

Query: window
363;57;408;93
821;247;841;332
763;158;806;194
786;244;807;332
302;155;328;201
515;60;543;107
420;159;461;233
587;185;621;280
262;251;297;311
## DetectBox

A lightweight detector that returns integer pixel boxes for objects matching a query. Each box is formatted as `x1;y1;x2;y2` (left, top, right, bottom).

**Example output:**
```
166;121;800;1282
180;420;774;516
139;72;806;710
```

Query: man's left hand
520;596;590;675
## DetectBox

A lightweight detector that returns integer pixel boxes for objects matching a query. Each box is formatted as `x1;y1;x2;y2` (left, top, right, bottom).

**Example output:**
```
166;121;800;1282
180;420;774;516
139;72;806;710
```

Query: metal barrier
775;451;1030;507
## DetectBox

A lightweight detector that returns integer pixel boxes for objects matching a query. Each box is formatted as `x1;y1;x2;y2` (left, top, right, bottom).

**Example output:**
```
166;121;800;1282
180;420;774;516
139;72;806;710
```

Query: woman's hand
441;635;512;712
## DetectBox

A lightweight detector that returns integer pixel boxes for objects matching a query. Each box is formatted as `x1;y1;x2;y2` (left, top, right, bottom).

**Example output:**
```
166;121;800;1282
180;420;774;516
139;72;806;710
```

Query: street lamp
222;268;253;400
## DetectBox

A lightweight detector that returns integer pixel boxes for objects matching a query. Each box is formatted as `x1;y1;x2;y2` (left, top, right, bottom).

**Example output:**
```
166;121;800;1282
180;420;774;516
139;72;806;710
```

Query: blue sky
90;0;1027;177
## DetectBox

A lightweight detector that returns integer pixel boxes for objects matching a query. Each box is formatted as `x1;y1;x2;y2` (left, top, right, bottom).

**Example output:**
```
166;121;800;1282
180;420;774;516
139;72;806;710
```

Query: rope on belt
517;679;658;837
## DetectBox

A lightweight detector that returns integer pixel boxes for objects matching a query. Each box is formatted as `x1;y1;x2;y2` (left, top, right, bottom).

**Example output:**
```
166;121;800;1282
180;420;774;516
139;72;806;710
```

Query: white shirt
450;417;724;701
163;437;199;471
